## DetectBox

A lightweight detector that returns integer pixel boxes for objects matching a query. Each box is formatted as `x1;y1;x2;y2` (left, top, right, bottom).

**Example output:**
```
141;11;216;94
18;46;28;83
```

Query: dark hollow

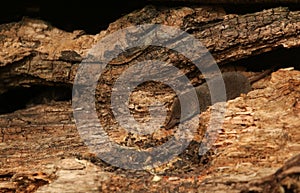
0;85;72;114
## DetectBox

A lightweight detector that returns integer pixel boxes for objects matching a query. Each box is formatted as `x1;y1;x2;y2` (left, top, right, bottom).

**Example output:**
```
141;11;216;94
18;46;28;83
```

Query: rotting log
1;6;300;94
1;69;299;192
0;4;300;193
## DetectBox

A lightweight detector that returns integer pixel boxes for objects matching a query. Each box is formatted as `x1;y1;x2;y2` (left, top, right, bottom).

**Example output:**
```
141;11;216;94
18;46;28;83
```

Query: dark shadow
0;85;72;114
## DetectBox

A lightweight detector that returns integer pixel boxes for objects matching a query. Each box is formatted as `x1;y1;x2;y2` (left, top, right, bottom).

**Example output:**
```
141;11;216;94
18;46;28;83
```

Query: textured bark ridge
1;6;300;94
0;4;300;193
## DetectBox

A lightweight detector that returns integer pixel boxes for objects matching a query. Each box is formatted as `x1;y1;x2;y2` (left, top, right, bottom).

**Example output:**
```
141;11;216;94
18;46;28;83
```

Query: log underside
0;4;299;193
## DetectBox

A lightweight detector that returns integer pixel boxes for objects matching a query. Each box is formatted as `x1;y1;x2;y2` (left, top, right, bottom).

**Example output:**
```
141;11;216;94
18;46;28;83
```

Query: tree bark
1;6;300;94
0;4;300;193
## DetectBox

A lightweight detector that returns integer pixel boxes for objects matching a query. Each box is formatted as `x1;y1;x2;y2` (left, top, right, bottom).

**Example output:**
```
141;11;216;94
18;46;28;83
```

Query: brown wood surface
1;6;300;95
0;4;299;193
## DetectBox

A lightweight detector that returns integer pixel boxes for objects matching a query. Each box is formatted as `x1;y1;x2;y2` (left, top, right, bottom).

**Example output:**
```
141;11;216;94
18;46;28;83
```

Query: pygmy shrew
164;71;257;130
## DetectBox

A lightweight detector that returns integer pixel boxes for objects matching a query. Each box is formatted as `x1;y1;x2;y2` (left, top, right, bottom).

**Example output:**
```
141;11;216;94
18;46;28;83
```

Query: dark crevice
224;46;300;72
0;0;148;34
0;172;14;180
0;85;72;114
1;1;300;35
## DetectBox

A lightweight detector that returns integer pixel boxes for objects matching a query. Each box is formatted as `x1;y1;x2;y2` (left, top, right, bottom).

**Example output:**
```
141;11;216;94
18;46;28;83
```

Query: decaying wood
0;4;300;193
241;154;300;193
1;6;300;95
1;69;299;192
